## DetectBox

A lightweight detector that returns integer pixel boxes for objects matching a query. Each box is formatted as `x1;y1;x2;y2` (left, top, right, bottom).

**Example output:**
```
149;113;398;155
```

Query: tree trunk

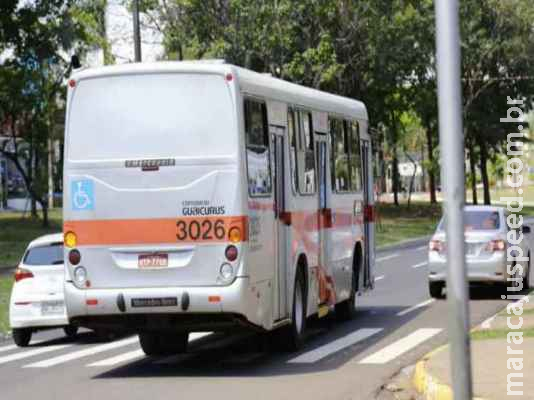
479;139;491;205
425;126;437;204
392;151;400;206
41;203;49;228
468;141;478;205
406;153;417;208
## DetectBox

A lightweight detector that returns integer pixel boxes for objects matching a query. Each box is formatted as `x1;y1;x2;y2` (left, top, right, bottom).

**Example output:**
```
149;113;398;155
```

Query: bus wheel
63;325;79;339
280;270;306;352
336;249;359;321
139;332;188;356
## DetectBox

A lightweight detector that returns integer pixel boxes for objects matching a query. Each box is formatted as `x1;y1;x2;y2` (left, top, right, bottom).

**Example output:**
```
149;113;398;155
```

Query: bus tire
336;246;360;321
139;332;188;356
280;270;307;352
63;325;79;339
13;328;32;347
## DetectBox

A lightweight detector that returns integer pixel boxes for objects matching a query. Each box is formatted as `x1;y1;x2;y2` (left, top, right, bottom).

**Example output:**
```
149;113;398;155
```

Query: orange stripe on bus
64;216;248;246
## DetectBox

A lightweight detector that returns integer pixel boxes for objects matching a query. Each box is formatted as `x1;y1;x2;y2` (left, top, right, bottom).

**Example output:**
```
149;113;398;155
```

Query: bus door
316;134;332;308
361;140;373;288
271;126;289;320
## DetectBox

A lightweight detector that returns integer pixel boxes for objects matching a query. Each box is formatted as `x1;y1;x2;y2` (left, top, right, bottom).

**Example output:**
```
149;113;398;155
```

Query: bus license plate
131;297;178;308
138;254;168;268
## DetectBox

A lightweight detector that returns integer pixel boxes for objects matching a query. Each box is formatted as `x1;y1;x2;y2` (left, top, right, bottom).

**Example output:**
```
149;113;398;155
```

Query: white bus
63;61;375;355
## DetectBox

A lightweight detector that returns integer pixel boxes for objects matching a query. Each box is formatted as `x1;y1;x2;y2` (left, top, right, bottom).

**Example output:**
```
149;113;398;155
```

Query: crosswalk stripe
88;332;211;367
412;261;428;269
87;349;145;367
24;336;139;368
375;275;385;282
396;299;435;317
359;328;442;364
376;254;399;263
0;339;46;354
288;328;383;363
0;344;72;365
0;344;17;354
152;332;214;365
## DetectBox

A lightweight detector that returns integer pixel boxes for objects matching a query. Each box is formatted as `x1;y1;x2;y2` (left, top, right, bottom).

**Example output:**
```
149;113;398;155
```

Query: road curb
413;345;487;400
377;235;431;253
412;346;453;400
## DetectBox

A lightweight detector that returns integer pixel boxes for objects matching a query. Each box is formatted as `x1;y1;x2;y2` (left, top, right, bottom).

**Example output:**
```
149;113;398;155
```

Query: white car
428;205;532;298
9;233;78;347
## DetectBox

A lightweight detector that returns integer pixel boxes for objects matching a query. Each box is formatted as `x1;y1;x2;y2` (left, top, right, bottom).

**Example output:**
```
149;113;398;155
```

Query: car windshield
438;210;500;231
24;243;64;266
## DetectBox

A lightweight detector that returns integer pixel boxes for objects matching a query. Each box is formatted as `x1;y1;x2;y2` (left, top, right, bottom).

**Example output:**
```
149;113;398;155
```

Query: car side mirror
522;225;531;234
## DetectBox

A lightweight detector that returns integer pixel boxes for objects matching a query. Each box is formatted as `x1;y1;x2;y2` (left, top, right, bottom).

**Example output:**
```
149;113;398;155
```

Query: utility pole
435;1;473;399
132;0;142;62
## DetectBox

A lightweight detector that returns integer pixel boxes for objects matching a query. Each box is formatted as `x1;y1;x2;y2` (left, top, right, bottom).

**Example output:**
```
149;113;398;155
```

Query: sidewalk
413;293;534;400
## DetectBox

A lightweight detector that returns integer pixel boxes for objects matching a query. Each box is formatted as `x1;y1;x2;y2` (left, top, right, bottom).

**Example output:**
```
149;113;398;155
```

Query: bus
62;61;375;355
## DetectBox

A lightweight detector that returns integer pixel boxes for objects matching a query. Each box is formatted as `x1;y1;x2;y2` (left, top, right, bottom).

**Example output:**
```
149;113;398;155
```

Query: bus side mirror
522;225;531;234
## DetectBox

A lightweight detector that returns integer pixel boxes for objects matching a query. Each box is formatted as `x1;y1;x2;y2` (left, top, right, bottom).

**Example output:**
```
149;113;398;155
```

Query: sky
87;0;164;67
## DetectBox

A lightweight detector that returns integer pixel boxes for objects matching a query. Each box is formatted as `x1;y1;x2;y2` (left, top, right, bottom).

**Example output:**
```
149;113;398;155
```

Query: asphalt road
0;243;517;400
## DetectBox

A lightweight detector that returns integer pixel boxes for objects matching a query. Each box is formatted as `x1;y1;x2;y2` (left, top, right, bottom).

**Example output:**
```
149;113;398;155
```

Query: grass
0;276;13;334
467;185;534;206
0;209;62;268
376;202;442;247
471;327;534;341
375;201;534;249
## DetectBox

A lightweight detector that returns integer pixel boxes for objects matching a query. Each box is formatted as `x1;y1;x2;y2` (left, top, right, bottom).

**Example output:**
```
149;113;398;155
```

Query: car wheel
12;328;32;347
139;332;188;356
64;325;79;339
429;281;444;299
279;270;307;352
507;262;522;290
524;255;531;291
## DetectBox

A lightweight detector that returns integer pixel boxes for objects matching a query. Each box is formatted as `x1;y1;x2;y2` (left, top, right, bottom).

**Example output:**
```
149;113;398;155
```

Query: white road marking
0;344;72;365
376;254;399;263
359;328;442;364
396;299;435;317
412;261;428;269
415;246;428;251
24;336;139;368
288;328;383;363
375;275;385;282
480;315;497;330
0;344;17;354
0;339;46;354
90;332;212;367
88;349;145;367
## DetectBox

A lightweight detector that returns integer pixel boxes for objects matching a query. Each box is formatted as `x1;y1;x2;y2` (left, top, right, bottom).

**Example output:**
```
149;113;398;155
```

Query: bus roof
71;61;368;123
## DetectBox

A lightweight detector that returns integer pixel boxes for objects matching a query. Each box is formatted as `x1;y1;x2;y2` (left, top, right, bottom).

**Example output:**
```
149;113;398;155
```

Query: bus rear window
67;73;237;161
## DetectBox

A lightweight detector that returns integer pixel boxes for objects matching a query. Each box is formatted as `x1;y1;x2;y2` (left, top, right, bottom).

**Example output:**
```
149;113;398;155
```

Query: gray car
428;205;532;298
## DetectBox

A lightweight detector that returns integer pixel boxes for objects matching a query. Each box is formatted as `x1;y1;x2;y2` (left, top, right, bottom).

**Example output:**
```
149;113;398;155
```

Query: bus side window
349;121;362;192
244;99;272;196
330;118;350;192
288;109;298;193
297;111;316;194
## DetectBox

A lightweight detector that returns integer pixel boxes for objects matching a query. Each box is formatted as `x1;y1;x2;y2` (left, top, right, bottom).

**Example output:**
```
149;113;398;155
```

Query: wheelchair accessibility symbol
71;180;94;211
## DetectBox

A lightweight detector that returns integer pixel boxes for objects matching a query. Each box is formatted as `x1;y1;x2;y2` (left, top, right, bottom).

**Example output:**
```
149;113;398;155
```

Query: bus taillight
364;205;376;223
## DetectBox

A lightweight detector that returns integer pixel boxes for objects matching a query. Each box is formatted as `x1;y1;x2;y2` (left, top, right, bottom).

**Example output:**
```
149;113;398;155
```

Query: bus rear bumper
65;277;270;332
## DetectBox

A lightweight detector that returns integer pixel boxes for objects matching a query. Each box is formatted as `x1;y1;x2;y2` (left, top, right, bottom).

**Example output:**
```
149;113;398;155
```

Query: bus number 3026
176;219;226;241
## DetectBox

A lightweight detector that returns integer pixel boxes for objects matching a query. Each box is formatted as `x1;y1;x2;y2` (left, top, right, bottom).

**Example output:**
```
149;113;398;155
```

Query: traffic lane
0;307;433;400
0;243;518;400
